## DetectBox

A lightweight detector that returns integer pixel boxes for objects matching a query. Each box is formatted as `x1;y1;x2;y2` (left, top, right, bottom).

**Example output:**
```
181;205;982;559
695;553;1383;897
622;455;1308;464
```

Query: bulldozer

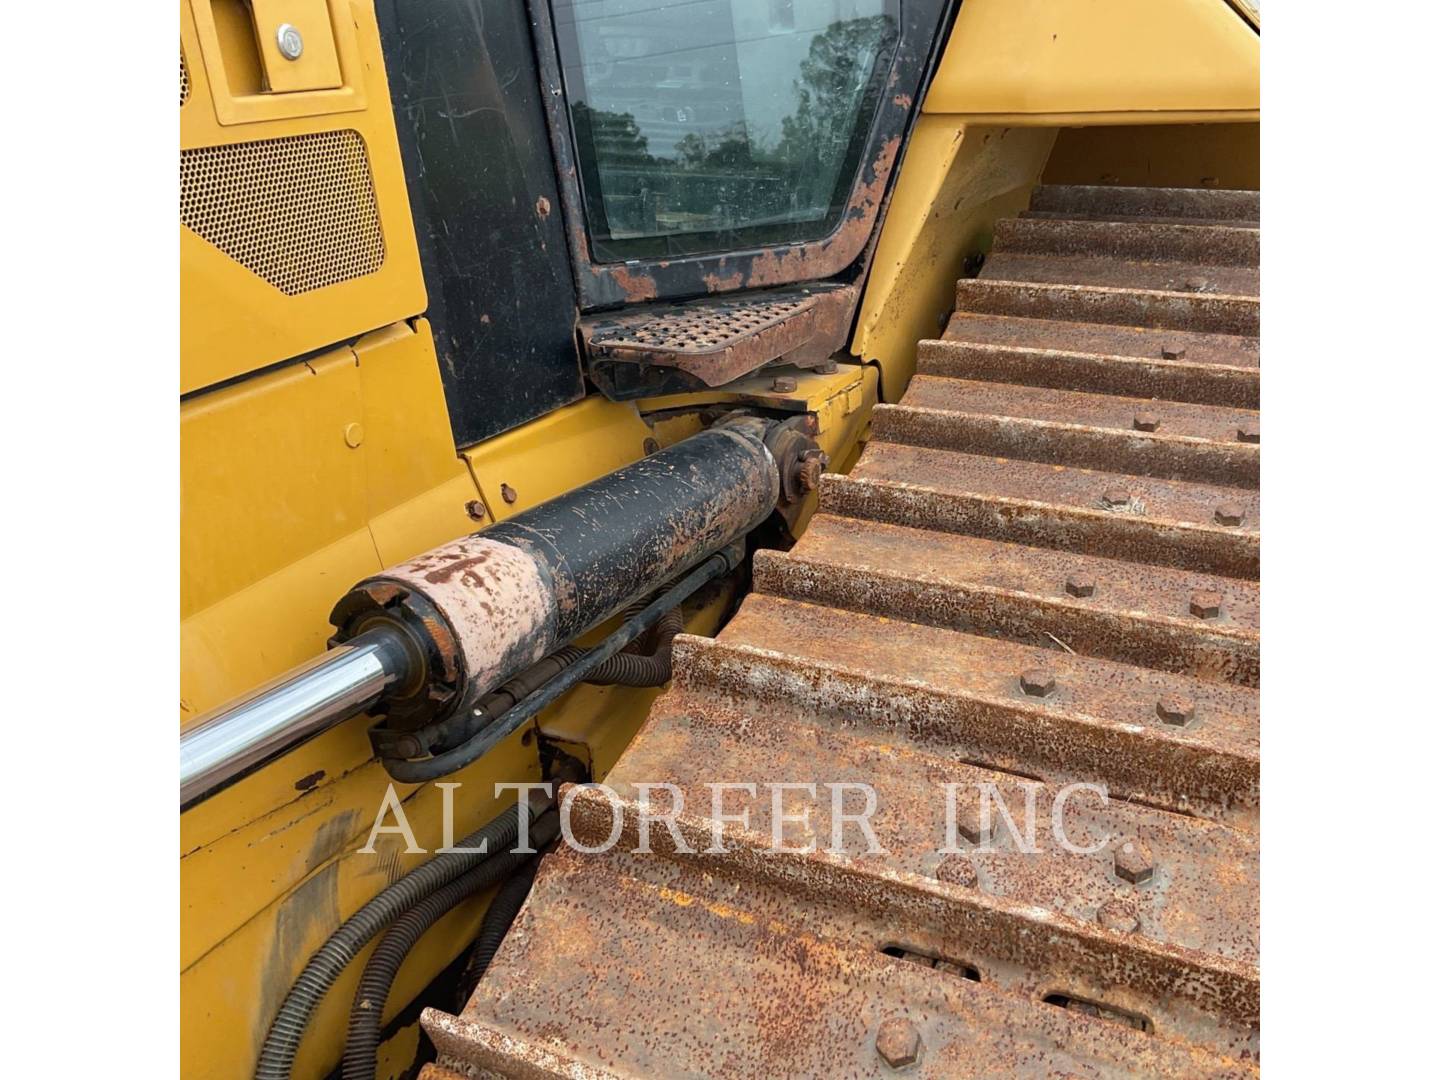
180;1;1259;1076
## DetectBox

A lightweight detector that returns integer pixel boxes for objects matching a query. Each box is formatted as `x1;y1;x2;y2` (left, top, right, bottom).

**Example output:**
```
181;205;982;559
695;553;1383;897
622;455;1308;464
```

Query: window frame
529;0;951;311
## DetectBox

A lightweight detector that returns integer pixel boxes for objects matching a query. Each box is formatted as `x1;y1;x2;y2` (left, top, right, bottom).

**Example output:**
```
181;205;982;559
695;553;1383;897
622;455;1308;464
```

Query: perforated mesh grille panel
180;131;386;295
180;49;190;106
588;295;811;353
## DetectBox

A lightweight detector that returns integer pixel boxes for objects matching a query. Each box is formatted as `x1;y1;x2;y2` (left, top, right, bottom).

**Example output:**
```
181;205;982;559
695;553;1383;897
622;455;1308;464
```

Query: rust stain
746;137;900;288
611;266;659;303
703;269;743;292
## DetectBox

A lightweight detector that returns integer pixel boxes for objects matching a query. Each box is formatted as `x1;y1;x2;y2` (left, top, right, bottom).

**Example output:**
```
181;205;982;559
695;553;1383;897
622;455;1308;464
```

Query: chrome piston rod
179;629;410;807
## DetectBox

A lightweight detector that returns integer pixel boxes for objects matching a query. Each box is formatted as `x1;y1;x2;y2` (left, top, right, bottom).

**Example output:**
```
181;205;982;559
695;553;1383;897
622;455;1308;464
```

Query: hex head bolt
1133;412;1160;432
1214;501;1246;526
935;854;979;888
951;803;993;846
875;1018;923;1070
1096;896;1140;934
1160;344;1187;360
795;456;823;494
772;375;798;393
1236;421;1260;444
1065;574;1096;598
793;449;828;497
1156;695;1196;726
1114;839;1154;885
1189;590;1223;619
1100;489;1131;510
1020;669;1056;698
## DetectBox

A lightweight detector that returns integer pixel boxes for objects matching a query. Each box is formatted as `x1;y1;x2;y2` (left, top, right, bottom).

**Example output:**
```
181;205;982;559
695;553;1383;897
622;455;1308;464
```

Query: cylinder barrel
332;420;778;723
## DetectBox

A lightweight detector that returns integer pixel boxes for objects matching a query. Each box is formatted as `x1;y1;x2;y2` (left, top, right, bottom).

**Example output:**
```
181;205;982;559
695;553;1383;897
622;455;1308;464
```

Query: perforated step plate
583;283;857;400
431;186;1261;1078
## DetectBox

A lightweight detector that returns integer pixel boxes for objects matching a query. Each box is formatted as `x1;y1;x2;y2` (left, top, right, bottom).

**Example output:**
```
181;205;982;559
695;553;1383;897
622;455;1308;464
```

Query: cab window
551;0;899;262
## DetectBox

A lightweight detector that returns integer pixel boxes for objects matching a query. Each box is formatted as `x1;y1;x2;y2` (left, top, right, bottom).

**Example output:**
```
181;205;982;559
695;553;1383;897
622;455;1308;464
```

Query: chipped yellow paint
181;378;669;1078
181;730;539;1079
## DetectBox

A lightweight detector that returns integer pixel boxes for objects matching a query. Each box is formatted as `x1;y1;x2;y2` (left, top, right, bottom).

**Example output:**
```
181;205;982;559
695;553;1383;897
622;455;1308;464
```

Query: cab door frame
527;0;954;311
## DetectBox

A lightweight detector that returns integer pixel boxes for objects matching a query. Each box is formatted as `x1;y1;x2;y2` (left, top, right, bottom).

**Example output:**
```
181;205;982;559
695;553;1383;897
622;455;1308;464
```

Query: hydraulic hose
383;546;738;784
386;602;684;763
254;797;545;1080
341;811;560;1080
476;601;681;709
453;855;542;1011
585;604;684;687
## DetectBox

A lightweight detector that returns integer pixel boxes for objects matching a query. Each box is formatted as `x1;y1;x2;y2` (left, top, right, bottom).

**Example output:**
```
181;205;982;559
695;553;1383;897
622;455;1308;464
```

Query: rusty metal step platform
428;184;1260;1078
583;283;857;401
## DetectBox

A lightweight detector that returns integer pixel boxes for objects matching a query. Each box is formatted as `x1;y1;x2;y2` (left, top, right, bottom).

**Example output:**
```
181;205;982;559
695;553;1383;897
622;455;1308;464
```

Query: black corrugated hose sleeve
253;799;538;1080
341;811;561;1080
453;854;542;1011
585;605;684;687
